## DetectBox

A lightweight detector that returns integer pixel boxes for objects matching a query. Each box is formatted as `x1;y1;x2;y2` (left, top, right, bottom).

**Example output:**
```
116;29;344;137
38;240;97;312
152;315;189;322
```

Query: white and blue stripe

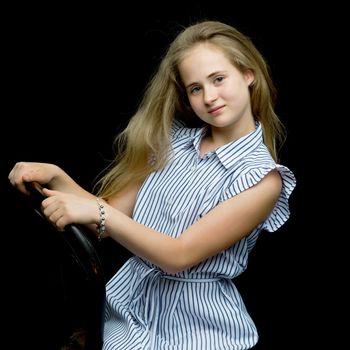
103;121;296;349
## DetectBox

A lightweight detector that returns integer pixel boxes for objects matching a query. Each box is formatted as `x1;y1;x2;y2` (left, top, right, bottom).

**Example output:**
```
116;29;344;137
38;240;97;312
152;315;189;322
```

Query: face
179;43;255;138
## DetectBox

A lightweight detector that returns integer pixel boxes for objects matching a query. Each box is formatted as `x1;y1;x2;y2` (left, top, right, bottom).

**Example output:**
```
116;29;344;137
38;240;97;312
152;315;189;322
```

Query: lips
208;105;224;114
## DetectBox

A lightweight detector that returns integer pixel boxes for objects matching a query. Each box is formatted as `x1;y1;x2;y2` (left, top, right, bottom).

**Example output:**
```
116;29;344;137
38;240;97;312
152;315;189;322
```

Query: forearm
9;161;93;198
48;167;94;198
104;203;184;274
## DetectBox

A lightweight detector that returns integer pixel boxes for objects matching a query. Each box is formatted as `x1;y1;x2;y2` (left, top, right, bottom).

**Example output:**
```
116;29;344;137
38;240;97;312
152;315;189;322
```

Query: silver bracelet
96;197;106;242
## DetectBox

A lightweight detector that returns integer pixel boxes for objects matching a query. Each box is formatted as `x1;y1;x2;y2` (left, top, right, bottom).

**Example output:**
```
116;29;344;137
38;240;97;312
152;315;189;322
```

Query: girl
9;20;296;349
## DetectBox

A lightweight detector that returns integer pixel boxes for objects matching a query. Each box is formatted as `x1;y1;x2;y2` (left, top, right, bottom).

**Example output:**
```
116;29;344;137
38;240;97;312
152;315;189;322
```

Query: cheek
223;80;239;95
187;96;201;111
223;81;249;102
187;97;207;120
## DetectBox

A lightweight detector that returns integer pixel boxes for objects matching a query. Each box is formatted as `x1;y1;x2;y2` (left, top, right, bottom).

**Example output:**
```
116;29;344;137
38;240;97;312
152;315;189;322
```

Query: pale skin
9;43;282;274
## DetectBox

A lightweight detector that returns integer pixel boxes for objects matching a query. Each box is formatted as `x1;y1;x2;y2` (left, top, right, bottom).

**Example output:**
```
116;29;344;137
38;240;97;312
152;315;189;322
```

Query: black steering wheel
24;182;106;350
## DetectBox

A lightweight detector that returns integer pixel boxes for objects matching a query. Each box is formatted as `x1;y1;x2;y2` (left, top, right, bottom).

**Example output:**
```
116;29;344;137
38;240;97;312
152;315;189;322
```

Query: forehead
179;43;233;82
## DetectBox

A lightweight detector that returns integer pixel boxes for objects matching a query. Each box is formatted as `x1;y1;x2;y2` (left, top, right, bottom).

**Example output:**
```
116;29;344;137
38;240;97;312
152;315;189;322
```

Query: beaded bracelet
96;197;106;242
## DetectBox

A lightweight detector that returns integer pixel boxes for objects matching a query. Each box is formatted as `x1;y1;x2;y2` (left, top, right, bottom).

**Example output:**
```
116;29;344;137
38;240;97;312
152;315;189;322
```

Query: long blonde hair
95;20;285;199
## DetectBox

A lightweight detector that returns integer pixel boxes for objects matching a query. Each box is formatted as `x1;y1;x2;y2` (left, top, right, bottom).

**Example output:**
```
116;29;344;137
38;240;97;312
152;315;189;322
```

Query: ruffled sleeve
262;164;296;232
222;163;296;232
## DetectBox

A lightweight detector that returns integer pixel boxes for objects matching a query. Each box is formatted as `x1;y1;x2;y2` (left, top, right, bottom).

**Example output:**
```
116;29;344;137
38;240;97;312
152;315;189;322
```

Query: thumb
41;187;57;197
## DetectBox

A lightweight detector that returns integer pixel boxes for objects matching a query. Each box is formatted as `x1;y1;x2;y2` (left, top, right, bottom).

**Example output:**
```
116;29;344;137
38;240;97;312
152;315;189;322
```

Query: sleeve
222;163;296;232
171;119;186;138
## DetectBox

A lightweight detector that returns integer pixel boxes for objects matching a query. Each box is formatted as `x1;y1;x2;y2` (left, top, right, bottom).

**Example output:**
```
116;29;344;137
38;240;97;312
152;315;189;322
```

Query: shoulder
238;144;294;187
236;154;296;232
171;119;198;137
224;144;296;201
255;169;282;198
170;119;201;147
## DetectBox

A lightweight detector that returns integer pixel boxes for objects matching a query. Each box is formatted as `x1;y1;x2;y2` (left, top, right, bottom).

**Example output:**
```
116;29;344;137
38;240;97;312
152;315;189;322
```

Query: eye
214;76;225;84
189;86;201;95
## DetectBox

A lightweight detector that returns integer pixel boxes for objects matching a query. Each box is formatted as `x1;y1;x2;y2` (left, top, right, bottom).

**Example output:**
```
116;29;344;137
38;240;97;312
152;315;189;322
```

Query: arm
106;180;142;217
8;161;93;198
9;161;142;239
106;170;282;273
42;170;282;274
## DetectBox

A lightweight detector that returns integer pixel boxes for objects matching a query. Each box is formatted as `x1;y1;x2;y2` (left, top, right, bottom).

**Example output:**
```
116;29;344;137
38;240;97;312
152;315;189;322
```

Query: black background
1;2;343;349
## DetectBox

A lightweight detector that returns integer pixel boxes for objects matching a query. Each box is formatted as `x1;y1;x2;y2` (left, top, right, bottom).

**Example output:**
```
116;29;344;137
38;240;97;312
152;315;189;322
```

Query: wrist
96;197;107;241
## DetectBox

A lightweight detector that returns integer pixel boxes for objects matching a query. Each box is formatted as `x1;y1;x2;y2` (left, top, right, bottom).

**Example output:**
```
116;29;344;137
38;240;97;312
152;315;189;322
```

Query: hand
41;188;99;231
8;162;61;195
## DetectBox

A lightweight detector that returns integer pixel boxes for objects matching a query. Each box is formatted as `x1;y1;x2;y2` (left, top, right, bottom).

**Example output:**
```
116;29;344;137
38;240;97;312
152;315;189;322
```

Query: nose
203;86;218;104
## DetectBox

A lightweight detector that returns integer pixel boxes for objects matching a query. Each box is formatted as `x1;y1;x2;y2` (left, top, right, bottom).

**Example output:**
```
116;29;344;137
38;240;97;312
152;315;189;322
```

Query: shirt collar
185;122;264;169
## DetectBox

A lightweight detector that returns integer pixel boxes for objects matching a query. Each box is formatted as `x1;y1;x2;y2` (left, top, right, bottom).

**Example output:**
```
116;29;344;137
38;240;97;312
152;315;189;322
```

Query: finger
9;165;37;195
8;167;27;194
13;178;31;195
41;195;62;218
42;188;57;197
55;216;68;231
46;206;64;229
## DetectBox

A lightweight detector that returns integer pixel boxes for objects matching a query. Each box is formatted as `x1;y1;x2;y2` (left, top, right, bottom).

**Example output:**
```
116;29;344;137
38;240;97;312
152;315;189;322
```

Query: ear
244;69;255;86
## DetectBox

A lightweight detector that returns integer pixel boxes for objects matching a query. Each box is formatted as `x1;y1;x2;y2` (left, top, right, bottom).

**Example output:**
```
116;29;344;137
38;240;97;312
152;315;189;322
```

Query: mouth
208;105;224;115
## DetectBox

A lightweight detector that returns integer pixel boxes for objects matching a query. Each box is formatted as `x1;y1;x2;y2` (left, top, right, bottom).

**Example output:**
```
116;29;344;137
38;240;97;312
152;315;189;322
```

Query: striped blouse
103;121;296;350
